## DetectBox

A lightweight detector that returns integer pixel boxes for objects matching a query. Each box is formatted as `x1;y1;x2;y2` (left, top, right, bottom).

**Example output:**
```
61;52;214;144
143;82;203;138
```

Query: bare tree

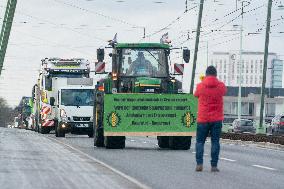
0;97;16;127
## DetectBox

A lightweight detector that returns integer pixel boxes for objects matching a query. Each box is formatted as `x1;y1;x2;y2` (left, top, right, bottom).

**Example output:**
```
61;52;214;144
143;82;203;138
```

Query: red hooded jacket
194;76;227;123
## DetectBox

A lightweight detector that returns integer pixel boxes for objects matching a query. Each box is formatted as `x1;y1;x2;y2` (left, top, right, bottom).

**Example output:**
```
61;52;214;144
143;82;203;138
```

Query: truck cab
53;78;95;137
33;58;91;134
98;43;184;94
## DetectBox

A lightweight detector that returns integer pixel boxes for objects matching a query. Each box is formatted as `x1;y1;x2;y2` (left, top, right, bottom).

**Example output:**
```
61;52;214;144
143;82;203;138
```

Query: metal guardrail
221;133;284;145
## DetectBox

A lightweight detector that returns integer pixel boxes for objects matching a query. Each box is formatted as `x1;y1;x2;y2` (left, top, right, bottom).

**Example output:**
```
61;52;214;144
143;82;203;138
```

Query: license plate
76;124;89;128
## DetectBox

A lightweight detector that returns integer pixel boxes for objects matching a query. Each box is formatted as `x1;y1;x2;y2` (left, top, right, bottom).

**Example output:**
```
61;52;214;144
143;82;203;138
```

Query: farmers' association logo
181;112;195;128
107;111;121;127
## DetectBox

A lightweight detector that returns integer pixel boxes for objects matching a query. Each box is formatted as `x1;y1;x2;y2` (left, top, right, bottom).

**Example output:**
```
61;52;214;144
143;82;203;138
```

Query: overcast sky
0;0;283;107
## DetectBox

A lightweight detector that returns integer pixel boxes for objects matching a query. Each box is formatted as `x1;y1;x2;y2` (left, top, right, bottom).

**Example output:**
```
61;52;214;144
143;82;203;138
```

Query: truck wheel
94;127;104;147
56;126;65;137
35;119;39;132
104;136;125;149
169;136;191;150
157;136;170;148
88;132;94;138
41;127;50;134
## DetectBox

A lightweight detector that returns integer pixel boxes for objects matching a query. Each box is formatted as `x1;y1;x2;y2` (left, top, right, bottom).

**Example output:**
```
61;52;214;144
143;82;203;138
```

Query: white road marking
255;146;284;153
143;141;147;144
252;165;276;171
204;153;208;156
192;151;196;154
220;157;236;162
48;137;150;189
130;140;135;142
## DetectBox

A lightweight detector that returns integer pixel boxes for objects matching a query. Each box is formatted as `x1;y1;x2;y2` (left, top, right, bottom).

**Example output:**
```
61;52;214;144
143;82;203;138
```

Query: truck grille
73;117;91;121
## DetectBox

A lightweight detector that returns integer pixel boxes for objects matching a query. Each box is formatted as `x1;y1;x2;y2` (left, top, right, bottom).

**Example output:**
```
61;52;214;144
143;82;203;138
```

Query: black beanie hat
206;66;217;76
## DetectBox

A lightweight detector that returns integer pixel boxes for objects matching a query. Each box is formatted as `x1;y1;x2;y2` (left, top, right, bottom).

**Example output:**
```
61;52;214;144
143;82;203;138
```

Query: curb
220;138;284;151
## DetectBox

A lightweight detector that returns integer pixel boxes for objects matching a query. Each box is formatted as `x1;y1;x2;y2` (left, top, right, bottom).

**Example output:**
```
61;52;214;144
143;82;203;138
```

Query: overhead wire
174;1;268;47
52;0;143;29
142;5;198;40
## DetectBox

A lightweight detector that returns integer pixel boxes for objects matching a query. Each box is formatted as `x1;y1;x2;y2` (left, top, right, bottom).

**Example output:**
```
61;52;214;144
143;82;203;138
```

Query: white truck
51;77;95;137
32;58;92;135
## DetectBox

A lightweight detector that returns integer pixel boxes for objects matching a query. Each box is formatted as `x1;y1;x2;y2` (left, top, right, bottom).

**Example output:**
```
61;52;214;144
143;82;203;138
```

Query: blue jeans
195;121;222;167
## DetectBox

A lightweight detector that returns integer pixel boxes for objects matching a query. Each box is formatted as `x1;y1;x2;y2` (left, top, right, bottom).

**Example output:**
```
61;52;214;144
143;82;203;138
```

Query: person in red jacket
194;66;227;172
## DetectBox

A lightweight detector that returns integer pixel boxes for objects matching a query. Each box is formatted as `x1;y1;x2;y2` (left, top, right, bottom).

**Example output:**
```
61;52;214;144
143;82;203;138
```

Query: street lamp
235;0;251;121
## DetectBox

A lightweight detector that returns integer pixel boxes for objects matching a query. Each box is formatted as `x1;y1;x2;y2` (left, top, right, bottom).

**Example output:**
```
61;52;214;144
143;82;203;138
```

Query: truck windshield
61;89;94;106
120;49;168;77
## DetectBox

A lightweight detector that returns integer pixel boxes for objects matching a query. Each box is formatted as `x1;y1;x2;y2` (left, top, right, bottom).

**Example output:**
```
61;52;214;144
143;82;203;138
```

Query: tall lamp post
236;1;250;120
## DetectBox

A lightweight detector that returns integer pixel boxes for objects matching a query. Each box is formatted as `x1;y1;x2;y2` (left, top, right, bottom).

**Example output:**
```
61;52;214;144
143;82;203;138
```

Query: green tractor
94;42;197;149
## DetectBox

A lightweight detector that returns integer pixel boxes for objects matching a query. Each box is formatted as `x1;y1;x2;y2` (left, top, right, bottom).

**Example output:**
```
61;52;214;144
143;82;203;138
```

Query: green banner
104;94;197;135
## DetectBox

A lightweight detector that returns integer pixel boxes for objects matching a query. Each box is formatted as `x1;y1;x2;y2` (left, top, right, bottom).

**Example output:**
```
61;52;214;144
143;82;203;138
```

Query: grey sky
0;0;283;107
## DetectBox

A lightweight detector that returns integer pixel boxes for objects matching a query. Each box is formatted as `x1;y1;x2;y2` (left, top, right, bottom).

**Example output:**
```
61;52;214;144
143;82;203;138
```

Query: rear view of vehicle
232;119;256;133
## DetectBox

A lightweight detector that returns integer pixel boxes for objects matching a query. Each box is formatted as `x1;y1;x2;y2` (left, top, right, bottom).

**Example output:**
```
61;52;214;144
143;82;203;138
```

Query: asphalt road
50;133;284;189
0;128;145;189
1;128;284;189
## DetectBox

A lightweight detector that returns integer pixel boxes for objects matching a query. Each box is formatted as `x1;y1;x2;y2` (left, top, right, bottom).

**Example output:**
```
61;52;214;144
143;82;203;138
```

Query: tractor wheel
157;136;170;148
169;136;192;150
104;136;126;149
94;128;104;147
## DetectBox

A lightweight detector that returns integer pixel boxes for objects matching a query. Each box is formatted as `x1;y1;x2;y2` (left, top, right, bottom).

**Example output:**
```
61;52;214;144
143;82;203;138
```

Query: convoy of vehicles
93;42;197;149
10;41;199;150
12;43;283;150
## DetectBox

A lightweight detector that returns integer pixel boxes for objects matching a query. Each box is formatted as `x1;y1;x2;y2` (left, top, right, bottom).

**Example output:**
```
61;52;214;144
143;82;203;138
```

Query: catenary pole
190;0;205;94
259;0;273;129
0;0;18;75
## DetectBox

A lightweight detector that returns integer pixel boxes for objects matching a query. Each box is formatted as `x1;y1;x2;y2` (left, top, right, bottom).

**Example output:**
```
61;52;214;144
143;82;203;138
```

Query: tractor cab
96;43;189;94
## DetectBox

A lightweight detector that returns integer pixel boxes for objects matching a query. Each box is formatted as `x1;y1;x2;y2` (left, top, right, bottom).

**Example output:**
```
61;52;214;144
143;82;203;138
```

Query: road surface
1;127;284;189
0;128;145;189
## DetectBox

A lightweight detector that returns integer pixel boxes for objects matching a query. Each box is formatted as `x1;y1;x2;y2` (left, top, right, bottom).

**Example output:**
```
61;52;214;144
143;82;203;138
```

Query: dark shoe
195;165;203;172
211;167;220;172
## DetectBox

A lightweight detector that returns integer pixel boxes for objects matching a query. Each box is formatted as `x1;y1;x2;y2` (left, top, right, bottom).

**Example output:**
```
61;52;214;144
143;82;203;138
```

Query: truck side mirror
183;49;190;63
50;97;55;106
97;48;105;62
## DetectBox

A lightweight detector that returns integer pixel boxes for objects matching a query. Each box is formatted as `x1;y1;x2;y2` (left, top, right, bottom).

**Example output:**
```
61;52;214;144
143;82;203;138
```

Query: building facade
272;59;283;88
211;51;283;88
224;87;284;123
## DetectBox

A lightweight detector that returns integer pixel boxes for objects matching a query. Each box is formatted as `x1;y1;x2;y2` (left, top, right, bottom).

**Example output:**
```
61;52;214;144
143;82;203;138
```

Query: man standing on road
194;66;227;172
